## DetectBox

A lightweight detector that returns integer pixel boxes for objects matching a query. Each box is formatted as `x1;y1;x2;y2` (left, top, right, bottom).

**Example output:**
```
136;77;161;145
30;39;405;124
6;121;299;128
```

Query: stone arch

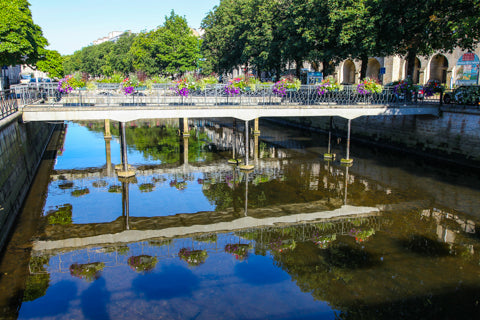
429;54;449;84
366;58;381;80
402;57;422;83
342;60;356;84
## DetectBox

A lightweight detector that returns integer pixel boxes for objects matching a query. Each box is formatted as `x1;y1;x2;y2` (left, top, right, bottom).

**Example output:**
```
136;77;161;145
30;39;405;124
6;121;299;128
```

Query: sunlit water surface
1;119;480;320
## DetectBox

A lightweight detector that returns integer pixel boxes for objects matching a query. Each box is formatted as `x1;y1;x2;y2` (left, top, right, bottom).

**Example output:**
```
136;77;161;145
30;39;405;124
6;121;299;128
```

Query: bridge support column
117;121;135;178
228;118;241;164
341;119;354;165
240;120;254;171
253;118;260;161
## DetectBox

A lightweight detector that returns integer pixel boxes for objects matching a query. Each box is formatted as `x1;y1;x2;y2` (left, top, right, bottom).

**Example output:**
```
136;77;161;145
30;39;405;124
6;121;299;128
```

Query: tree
36;49;64;78
378;0;480;78
0;0;48;66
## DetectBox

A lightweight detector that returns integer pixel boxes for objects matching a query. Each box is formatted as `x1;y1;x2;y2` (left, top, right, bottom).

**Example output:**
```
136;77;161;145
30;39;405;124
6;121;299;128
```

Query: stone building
335;47;480;88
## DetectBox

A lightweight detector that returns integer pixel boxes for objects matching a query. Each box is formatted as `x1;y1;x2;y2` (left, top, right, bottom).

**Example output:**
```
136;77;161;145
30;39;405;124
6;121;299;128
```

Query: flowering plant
268;238;296;253
357;78;382;95
225;243;251;260
58;76;73;94
224;77;247;96
69;262;105;282
349;228;375;243
127;255;158;273
172;77;197;97
312;233;337;249
273;77;301;96
423;80;444;97
122;77;135;95
317;76;342;95
178;248;208;266
393;78;418;95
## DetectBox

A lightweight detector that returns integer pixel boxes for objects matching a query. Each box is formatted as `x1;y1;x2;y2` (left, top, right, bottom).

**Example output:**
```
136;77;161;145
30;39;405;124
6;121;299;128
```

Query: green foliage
130;11;200;76
23;255;50;302
46;204;72;225
36;49;64;78
0;0;48;66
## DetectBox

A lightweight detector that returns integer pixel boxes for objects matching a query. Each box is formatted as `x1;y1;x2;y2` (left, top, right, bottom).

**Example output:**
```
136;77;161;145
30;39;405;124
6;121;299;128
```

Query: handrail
16;83;443;108
0;90;20;121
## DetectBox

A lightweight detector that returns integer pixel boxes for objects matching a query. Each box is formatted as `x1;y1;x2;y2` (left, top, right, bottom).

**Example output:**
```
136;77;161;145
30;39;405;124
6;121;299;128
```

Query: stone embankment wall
277;107;480;167
0;115;55;252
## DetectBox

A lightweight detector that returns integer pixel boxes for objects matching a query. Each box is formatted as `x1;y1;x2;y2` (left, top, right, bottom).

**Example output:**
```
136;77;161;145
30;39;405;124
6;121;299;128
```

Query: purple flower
225;84;240;96
123;86;134;95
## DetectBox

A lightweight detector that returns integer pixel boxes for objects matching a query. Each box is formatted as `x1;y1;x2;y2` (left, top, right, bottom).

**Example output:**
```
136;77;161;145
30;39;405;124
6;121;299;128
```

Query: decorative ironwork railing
0;90;19;121
14;83;443;107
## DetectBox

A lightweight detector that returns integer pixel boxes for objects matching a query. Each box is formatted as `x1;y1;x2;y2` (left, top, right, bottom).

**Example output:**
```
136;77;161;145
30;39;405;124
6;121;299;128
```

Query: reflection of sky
47;122;217;223
43;173;216;224
18;235;335;319
55;122;167;170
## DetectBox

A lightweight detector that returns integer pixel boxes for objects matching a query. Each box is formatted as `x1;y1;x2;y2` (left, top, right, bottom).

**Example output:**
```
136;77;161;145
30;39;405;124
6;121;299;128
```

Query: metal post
245;120;249;166
346;119;351;160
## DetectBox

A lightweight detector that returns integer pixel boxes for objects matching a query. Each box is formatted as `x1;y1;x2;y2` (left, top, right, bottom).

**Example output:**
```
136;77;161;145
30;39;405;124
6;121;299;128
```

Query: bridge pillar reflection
341;119;354;165
239;120;254;171
181;117;190;137
117;121;135;178
324;116;336;160
228;118;242;165
119;176;136;230
180;136;189;165
104;119;113;176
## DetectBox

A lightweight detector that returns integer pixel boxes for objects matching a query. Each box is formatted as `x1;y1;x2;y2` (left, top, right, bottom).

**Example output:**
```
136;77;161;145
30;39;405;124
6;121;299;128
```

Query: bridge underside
22;104;440;122
33;203;380;253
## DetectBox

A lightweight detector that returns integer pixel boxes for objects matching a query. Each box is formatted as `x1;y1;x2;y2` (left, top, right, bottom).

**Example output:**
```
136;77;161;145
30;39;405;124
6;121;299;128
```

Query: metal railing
1;90;19;121
15;83;443;108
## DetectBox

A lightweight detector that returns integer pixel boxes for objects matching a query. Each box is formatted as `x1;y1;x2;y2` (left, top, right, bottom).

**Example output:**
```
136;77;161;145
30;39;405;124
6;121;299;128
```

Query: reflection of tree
243;210;480;319
46;204;72;225
23;256;50;302
113;125;216;164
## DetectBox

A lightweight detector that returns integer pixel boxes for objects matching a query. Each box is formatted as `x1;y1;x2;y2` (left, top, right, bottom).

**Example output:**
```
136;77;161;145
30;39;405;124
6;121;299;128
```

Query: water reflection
2;118;480;319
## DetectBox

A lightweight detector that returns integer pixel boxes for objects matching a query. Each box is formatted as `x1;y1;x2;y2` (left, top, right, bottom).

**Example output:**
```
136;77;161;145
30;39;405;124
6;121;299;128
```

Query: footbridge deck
17;84;441;122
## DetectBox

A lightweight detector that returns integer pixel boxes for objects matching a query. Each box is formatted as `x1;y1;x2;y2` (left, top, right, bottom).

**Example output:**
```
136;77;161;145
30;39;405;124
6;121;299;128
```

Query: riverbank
0;117;58;253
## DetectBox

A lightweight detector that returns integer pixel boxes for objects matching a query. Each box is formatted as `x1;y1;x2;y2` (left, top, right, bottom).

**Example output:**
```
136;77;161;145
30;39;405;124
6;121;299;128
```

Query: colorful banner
456;53;480;85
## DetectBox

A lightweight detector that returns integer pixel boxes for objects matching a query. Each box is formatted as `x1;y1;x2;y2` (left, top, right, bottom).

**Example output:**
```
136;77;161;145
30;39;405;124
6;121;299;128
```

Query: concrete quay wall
0;116;55;252
277;108;480;167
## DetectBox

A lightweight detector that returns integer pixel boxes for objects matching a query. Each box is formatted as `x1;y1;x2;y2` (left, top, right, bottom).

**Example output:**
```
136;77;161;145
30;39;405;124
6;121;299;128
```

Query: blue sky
29;0;220;55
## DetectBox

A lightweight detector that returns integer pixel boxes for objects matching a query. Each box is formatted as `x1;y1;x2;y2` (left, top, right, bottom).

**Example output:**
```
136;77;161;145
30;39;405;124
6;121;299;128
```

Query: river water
1;118;480;319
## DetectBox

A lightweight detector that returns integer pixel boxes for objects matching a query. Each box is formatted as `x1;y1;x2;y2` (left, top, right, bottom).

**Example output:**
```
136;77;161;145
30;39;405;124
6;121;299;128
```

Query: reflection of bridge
33;203;380;253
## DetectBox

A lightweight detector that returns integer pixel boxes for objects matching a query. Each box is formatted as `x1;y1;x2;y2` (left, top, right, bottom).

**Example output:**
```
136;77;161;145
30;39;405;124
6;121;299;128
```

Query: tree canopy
201;0;480;79
0;0;48;66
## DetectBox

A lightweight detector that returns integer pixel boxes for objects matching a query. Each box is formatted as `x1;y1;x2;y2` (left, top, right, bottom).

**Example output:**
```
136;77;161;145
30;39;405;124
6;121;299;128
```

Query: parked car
443;85;480;105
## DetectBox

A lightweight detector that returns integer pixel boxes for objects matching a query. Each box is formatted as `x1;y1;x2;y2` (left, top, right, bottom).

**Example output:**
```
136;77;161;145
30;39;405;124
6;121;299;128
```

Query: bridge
12;84;441;122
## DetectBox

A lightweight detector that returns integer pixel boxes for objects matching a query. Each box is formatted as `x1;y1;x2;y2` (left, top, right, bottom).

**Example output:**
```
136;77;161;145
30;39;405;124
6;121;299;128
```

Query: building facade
335;47;480;88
